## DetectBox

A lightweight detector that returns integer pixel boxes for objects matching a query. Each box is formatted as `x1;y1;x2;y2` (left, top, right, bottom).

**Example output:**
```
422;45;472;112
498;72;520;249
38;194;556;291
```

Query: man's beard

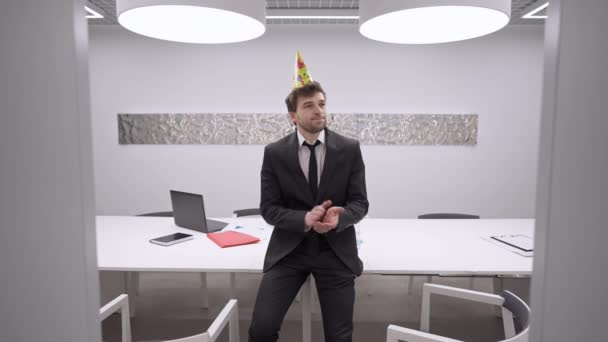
300;121;325;134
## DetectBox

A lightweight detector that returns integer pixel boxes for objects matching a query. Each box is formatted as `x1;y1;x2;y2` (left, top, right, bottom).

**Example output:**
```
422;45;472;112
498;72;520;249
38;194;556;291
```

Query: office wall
89;24;543;218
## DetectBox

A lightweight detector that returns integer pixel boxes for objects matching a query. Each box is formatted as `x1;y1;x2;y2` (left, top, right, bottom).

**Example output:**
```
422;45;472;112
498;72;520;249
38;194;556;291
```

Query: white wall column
0;1;100;341
531;0;608;341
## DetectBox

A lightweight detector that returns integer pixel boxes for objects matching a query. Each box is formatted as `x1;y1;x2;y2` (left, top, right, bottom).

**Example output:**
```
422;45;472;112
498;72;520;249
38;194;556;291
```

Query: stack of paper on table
482;234;534;257
222;223;273;241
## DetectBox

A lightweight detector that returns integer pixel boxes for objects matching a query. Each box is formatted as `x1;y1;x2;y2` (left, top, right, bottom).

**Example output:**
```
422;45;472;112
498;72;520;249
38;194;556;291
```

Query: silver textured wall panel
358;114;478;145
328;113;359;140
118;113;477;145
236;113;293;144
118;113;236;144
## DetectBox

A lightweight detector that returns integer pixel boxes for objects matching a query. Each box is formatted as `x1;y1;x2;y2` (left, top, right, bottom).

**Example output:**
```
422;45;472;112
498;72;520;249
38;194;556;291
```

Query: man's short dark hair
285;81;326;113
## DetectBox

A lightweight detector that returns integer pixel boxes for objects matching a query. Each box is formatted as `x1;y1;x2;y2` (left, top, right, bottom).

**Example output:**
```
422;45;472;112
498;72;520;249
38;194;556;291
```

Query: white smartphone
150;232;193;246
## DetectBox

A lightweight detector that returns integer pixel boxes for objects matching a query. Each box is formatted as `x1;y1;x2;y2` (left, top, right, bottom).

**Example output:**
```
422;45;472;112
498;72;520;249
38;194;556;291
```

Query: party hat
292;51;313;89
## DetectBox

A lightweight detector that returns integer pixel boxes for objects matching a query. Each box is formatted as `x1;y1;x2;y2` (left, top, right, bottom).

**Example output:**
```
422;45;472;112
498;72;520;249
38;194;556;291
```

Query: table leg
492;277;503;317
124;272;136;317
230;272;237;298
200;272;209;309
129;272;139;296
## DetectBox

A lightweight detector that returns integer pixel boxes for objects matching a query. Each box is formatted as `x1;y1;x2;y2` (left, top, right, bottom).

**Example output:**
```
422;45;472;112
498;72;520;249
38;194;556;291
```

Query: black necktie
303;140;321;199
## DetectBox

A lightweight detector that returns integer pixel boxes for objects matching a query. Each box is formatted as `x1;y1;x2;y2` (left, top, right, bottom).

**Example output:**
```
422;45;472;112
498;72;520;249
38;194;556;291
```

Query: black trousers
249;235;356;342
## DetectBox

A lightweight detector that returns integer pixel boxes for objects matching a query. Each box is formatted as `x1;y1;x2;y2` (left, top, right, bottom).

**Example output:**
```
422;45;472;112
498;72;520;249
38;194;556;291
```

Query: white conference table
97;215;534;342
355;218;533;276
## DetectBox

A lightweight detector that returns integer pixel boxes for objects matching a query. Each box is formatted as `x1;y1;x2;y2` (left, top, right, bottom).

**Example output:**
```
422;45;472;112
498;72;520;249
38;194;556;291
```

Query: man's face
289;92;327;135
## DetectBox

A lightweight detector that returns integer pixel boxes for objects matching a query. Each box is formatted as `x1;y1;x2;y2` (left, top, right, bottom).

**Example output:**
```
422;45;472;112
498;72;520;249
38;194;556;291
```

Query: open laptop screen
170;190;227;233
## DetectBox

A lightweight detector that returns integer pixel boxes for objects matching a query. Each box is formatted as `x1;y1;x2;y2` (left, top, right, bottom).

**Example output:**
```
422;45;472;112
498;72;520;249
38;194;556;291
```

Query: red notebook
207;231;260;248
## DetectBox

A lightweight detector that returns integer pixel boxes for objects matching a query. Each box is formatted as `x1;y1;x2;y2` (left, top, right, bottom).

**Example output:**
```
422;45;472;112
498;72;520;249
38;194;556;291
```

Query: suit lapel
316;129;339;203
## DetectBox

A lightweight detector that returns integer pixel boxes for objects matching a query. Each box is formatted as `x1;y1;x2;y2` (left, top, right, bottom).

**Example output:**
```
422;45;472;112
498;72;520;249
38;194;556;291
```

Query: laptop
170;190;228;233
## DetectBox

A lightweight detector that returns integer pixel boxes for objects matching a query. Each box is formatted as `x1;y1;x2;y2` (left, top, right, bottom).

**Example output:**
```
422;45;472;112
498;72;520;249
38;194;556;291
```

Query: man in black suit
248;80;369;342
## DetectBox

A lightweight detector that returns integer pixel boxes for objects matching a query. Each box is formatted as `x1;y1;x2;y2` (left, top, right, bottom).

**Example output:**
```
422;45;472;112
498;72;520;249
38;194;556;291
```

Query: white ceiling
87;0;547;26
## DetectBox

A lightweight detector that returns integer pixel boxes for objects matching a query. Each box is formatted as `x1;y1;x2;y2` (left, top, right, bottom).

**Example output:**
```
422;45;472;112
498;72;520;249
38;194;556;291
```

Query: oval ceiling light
359;0;511;44
117;0;266;44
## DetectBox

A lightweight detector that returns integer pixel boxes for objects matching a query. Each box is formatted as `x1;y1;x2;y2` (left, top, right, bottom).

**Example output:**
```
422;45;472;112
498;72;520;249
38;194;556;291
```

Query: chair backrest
99;294;131;342
233;208;261;217
395;284;529;342
164;299;239;342
137;211;174;217
418;213;480;219
100;296;238;342
501;290;531;342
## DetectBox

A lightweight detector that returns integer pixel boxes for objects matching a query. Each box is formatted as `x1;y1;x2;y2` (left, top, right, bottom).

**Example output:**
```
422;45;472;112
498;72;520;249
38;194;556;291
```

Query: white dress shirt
297;129;326;186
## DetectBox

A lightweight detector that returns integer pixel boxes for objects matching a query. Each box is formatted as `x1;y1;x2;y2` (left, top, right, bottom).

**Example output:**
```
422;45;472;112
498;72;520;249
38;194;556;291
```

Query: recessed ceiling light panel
117;0;266;44
85;5;104;19
359;0;511;44
522;2;548;19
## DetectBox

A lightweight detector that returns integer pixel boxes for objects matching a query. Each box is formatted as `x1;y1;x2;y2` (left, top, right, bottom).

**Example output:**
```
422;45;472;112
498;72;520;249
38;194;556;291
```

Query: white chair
100;294;131;342
386;283;530;342
99;294;239;342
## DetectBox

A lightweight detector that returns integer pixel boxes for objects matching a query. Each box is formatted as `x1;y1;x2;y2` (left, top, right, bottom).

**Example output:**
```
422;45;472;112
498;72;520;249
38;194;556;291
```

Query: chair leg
120;299;132;342
229;302;239;342
200;272;209;309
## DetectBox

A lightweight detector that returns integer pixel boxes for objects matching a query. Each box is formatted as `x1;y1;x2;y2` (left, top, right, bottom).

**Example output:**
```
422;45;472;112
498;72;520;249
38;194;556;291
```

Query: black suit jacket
260;128;369;276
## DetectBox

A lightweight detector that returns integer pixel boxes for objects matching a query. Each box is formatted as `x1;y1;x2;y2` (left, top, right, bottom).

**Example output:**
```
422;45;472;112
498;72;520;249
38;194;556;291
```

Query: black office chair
137;211;173;217
418;213;480;219
408;213;480;294
232;208;261;217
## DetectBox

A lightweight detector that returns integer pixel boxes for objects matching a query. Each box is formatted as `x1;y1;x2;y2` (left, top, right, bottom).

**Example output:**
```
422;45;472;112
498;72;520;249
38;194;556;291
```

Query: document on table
482;234;534;257
223;223;272;241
